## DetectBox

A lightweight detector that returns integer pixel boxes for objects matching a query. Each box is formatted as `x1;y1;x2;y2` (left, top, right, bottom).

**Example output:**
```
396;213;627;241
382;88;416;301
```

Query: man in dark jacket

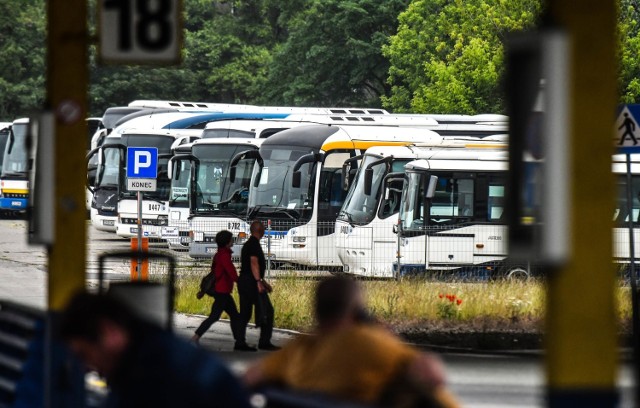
60;292;251;408
192;230;256;351
238;220;280;350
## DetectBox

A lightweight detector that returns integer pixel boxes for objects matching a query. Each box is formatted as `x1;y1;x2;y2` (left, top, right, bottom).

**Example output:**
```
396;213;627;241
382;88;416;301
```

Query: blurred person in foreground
59;291;251;408
244;276;460;408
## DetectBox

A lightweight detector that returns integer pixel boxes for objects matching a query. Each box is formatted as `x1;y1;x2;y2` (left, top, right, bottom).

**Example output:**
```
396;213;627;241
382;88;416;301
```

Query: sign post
126;147;158;279
616;104;640;406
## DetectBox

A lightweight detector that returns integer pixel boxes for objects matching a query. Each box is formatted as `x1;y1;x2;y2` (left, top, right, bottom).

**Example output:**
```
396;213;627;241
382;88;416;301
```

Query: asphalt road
0;219;634;407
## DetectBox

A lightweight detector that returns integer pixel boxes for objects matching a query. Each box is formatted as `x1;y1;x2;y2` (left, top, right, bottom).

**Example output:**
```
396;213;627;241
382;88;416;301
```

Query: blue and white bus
0;118;29;213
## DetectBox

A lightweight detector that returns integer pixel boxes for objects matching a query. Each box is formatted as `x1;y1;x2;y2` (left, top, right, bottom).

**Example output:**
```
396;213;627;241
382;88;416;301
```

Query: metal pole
46;0;88;405
137;190;143;280
267;219;271;279
396;220;402;281
625;153;640;408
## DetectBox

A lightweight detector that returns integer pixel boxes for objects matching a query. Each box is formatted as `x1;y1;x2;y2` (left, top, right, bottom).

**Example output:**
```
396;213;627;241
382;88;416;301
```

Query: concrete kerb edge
179;313;302;336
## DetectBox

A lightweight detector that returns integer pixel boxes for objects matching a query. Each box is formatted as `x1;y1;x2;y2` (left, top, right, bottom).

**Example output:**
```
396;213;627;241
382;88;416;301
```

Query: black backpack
198;256;217;298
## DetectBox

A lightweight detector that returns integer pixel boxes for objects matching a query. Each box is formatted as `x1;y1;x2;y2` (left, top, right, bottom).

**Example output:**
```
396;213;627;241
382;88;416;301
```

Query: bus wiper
273;208;299;220
247;205;272;219
339;210;354;224
218;187;248;207
1;171;26;177
196;208;240;217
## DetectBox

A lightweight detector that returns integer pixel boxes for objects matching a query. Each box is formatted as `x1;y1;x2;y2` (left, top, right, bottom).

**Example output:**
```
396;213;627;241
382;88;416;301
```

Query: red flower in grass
456;299;463;306
438;294;444;299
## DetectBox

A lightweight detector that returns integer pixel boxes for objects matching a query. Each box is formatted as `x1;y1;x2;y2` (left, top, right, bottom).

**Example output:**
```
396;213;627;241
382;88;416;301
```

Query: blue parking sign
126;147;158;179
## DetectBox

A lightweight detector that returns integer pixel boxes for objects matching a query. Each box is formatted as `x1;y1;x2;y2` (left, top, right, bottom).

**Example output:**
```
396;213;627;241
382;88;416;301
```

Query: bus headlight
292;236;306;248
157;216;168;226
236;232;248;245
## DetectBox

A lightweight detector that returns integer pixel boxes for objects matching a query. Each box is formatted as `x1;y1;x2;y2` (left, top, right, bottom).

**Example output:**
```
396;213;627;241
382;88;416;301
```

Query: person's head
249;220;265;239
216;230;233;248
314;276;370;329
59;292;138;377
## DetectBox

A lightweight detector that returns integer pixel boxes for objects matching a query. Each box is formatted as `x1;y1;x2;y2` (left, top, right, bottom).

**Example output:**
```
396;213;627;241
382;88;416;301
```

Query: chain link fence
89;221;640;282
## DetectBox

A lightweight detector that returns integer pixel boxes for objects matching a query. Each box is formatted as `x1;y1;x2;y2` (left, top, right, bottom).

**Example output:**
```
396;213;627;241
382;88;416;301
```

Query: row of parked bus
83;100;521;277
1;98;613;279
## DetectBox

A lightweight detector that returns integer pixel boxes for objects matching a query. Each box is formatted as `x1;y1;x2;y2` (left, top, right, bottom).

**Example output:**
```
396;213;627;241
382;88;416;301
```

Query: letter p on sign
134;151;151;174
126;147;158;179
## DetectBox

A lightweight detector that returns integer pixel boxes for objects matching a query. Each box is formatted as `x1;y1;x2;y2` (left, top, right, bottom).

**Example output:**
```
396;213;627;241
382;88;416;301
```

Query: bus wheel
495;264;531;281
505;265;530;281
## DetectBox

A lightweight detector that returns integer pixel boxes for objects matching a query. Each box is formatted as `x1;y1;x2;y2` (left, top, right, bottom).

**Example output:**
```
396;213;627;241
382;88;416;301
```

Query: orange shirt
260;324;418;404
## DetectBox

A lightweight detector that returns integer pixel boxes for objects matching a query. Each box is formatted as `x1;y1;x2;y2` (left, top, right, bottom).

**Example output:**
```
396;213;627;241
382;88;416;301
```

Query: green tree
383;0;541;114
0;0;46;121
262;0;409;107
619;0;640;103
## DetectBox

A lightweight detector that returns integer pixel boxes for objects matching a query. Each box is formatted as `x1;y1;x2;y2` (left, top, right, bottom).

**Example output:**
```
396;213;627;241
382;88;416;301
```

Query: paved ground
0;218;295;355
0;219;634;407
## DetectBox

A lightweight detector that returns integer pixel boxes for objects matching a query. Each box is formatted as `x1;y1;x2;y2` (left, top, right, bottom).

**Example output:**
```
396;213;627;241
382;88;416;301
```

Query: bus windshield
96;147;122;188
2;123;29;178
248;145;315;221
339;156;409;225
169;159;191;207
192;144;257;216
0;127;11;169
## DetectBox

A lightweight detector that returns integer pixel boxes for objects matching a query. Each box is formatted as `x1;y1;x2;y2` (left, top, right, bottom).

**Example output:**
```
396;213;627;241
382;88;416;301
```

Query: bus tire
495;263;531;281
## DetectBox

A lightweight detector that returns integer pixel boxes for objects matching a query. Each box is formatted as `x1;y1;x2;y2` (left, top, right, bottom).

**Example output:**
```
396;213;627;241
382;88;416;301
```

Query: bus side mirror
230;167;236;183
168;160;174;180
393;223;398;234
292;171;302;188
425;175;438;199
364;168;374;196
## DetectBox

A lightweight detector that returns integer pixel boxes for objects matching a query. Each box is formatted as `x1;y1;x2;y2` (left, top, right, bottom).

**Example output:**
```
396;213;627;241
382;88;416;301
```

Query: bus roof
192;138;263;148
260;124;442;152
128;100;389;115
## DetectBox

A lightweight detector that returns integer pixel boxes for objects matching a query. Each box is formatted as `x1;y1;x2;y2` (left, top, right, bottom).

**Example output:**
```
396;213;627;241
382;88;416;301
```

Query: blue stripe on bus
163;113;291;129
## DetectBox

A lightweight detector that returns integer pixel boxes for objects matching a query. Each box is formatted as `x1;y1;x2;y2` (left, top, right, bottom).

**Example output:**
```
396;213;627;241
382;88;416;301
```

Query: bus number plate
228;222;240;230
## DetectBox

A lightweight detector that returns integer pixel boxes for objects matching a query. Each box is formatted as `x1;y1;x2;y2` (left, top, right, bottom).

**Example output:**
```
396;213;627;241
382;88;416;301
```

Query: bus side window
487;184;505;222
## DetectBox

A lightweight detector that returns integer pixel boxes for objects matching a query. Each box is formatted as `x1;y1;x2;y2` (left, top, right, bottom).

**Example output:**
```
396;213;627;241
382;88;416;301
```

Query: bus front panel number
101;0;180;63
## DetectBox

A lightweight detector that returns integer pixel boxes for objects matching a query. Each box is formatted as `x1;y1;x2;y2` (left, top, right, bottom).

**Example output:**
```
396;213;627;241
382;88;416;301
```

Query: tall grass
173;275;634;332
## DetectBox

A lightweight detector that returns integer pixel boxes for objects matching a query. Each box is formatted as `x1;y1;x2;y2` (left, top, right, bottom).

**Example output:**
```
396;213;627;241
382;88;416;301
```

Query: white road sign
127;178;157;192
99;0;182;64
616;104;640;153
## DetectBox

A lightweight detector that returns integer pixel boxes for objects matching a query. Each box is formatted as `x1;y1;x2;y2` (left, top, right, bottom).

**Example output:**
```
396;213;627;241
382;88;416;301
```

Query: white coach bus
236;124;442;269
336;142;511;278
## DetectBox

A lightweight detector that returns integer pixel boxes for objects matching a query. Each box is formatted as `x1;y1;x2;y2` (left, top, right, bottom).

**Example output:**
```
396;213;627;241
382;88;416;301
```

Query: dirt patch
389;318;632;351
399;328;543;351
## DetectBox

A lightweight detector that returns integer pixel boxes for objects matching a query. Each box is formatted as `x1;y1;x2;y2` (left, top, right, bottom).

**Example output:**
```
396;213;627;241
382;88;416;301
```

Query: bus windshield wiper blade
339;210;354;224
195;208;240;217
247;205;272;219
273;208;299;219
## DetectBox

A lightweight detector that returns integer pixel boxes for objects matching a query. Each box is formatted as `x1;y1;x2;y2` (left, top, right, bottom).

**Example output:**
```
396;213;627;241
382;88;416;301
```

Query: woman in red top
192;230;256;351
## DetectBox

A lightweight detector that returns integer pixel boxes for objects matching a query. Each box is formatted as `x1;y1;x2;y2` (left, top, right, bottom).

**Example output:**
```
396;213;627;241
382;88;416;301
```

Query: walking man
238;220;280;351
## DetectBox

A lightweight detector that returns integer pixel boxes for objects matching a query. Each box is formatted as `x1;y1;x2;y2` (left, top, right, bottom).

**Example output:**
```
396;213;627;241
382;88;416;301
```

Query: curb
180;313;301;336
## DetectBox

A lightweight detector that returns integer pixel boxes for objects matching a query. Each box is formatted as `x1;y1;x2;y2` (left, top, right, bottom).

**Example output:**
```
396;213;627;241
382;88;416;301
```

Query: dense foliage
383;0;541;114
0;0;639;120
